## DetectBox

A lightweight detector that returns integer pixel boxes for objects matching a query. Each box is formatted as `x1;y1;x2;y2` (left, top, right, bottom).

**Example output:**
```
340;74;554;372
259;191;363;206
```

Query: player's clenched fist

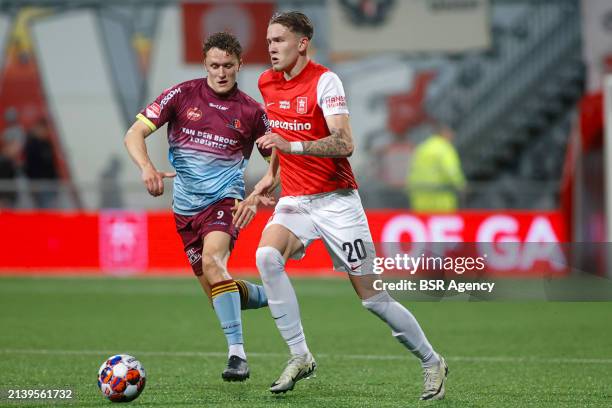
141;164;175;197
256;132;292;153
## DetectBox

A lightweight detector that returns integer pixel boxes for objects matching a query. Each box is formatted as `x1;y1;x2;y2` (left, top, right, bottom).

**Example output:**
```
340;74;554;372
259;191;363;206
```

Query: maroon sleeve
136;84;183;131
253;105;272;159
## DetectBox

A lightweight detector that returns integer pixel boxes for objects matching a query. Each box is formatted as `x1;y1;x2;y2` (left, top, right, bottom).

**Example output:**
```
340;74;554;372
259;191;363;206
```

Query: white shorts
265;189;376;275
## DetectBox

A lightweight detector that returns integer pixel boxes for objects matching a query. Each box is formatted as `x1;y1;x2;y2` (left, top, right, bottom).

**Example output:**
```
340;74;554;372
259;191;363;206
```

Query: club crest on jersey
296;97;308;114
186;107;202;121
227;119;241;130
145;103;161;119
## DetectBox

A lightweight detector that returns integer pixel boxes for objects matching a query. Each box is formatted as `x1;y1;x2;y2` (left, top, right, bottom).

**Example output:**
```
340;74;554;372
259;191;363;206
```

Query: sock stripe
211;286;238;298
235;280;249;309
212;282;236;292
212;282;238;292
211;286;236;296
211;281;239;298
211;279;235;289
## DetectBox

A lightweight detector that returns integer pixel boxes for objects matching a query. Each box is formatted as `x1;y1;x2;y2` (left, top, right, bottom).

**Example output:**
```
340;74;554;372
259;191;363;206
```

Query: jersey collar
203;78;239;100
276;59;313;88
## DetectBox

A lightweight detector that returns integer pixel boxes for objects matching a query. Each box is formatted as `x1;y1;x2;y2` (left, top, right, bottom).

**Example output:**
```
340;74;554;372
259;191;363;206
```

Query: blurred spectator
405;123;465;212
2;107;25;166
0;108;24;208
0;145;18;208
23;118;59;208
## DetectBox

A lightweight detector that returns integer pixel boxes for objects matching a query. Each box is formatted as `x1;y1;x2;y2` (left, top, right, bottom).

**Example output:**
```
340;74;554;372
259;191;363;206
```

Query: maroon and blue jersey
137;78;271;215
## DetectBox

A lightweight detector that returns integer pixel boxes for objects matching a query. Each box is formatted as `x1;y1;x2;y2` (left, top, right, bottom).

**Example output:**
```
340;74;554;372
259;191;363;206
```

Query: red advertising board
0;210;567;276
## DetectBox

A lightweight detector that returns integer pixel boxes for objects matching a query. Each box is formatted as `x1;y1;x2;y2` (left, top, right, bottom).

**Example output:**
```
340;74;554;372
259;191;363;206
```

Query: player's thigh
174;212;207;281
259;223;305;262
313;190;377;274
259;196;317;262
201;231;232;284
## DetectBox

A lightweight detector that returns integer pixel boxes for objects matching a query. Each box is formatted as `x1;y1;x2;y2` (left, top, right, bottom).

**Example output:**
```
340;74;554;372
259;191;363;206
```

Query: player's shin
211;280;246;359
362;291;439;368
256;247;309;356
235;279;268;310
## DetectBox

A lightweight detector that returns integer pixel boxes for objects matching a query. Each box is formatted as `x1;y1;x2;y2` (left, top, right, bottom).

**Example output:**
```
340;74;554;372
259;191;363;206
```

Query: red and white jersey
258;60;358;196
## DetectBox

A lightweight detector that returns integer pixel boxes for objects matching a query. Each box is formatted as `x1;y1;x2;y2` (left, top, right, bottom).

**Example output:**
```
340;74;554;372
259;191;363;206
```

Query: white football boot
269;352;316;394
420;354;448;401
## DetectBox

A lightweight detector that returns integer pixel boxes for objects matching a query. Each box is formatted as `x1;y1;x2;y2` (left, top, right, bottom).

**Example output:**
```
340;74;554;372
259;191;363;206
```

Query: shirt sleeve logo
262;112;271;133
145;102;161;119
324;95;347;109
186;107;202;121
296;96;308;114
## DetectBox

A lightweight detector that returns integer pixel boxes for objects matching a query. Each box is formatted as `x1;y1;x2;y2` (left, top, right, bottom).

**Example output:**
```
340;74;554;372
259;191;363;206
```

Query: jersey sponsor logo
296;96;308;114
186;107;202;121
279;100;291;109
209;102;229;111
145;102;161;119
269;119;312;131
226;119;241;130
186;247;202;265
160;87;181;109
266;101;275;107
324;95;347;109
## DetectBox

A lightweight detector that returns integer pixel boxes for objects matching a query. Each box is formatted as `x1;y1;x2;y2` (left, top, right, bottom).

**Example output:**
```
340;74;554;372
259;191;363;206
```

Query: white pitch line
0;348;611;365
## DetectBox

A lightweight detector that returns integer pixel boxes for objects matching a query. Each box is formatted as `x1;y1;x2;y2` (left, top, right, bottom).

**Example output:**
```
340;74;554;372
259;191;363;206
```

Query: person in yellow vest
406;124;466;212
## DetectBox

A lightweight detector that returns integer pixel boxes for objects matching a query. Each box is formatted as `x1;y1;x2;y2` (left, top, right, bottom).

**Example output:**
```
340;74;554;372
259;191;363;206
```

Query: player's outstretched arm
255;115;354;158
232;193;276;230
253;149;280;195
232;150;279;229
124;120;175;197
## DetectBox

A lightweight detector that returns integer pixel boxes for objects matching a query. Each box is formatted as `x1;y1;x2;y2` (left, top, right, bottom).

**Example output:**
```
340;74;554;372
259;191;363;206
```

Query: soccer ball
97;354;146;402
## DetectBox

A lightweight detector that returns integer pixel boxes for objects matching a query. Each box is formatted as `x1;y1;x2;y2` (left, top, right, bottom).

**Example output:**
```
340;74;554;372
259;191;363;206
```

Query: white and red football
97;354;146;403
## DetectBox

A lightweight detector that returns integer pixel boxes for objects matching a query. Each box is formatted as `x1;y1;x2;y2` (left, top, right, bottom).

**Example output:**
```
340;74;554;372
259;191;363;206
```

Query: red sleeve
136;84;183;131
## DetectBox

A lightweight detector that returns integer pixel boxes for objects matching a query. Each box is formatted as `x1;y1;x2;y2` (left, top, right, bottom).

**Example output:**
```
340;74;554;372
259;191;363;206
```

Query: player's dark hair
203;31;242;60
269;11;314;40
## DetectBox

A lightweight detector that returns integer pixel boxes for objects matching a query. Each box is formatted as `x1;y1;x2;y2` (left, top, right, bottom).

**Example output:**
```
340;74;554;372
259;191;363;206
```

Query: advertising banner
0;210;567;276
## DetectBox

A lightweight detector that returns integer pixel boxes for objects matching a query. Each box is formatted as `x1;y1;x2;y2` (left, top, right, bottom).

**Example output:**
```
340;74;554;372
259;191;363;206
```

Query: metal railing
0;178;563;210
428;1;579;152
457;3;580;152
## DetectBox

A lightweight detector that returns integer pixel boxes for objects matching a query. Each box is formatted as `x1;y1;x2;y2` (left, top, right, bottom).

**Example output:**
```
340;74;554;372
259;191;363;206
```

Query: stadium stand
424;0;584;209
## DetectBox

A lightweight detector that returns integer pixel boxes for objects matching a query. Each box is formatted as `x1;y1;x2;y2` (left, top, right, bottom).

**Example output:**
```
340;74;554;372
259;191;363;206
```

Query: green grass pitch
0;276;611;407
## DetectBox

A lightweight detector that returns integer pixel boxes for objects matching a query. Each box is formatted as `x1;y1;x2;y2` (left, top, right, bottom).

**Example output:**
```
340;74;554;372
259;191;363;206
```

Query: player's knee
201;252;226;281
255;246;285;281
361;291;392;316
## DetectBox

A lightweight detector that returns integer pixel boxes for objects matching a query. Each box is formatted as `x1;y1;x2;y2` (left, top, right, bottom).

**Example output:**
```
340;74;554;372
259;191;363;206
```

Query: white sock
256;246;310;356
228;343;246;360
289;340;310;356
362;291;439;368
